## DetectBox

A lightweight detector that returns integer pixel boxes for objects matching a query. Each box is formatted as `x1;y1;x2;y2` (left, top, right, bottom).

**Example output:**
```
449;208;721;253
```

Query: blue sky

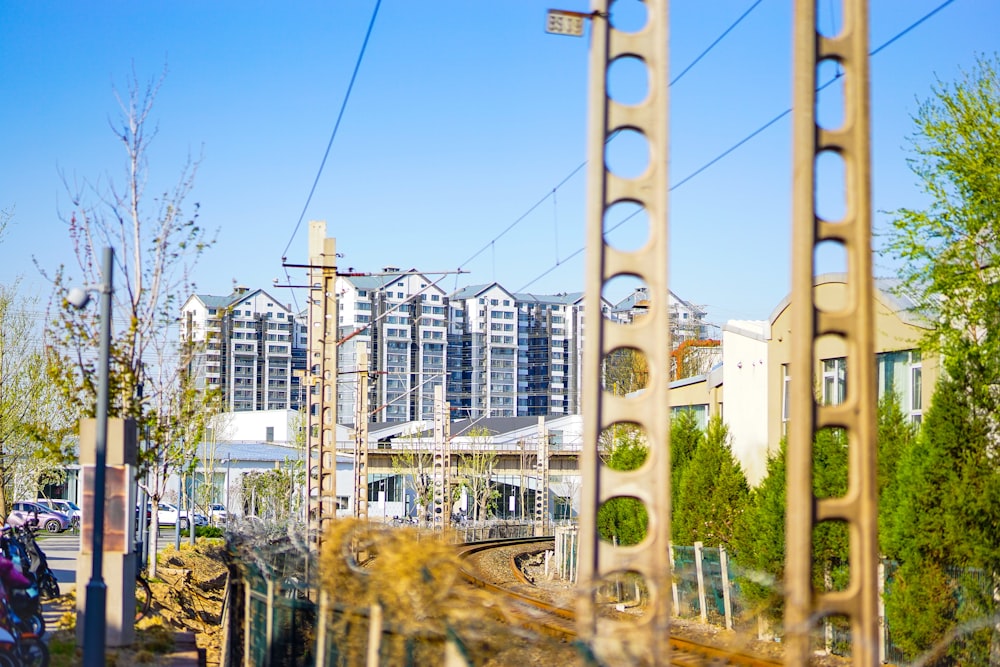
1;1;997;327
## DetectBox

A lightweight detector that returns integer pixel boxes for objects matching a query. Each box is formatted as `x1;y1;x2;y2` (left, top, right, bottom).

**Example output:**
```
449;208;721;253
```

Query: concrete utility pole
577;1;672;663
432;384;451;528
353;348;369;521
307;221;338;541
534;416;549;536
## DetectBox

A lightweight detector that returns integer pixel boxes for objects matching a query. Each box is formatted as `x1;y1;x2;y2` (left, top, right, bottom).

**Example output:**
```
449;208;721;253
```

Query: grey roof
449;283;505;300
513;291;585;305
197;294;237;309
196;441;306;462
768;273;934;329
341;270;443;292
449;417;543;437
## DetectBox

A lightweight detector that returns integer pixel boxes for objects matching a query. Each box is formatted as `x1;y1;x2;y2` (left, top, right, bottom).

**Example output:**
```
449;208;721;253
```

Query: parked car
153;502;192;530
34;498;82;528
6;501;72;533
150;502;208;529
208;503;228;525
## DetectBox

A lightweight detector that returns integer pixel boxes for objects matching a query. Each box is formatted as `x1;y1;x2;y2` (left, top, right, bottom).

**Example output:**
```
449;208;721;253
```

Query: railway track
458;537;782;667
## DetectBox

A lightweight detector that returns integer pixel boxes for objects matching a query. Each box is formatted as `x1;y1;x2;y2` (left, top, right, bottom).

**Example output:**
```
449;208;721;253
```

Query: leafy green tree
673;416;749;548
0;282;75;517
882;54;1000;382
39;69;216;571
391;434;435;522
240;463;302;521
455;427;498;521
597;424;648;546
602;348;648;396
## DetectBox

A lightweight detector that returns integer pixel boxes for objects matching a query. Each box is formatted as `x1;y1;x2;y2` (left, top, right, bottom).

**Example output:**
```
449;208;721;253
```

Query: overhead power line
281;0;383;262
458;0;765;276
513;0;958;295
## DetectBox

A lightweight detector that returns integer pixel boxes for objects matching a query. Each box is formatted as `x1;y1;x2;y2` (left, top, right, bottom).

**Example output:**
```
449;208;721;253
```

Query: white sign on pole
545;10;585;37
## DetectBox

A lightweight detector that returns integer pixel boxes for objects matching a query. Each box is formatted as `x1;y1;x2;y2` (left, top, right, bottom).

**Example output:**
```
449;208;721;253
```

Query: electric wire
512;0;958;296
455;1;764;274
277;0;382;313
670;0;764;87
280;0;383;264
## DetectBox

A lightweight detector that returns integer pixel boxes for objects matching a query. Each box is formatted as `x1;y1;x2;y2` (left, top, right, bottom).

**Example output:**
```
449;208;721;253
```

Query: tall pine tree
673;416;749;548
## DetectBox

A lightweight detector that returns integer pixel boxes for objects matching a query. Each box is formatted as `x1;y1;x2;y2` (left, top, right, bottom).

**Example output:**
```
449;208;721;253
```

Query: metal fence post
669;542;679;615
720;545;733;631
694;541;707;624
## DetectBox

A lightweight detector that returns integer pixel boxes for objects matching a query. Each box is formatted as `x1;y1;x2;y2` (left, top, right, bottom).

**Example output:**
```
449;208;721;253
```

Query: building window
876;349;922;423
266;426;274;441
822;357;847;406
671;404;708;429
782;364;791;433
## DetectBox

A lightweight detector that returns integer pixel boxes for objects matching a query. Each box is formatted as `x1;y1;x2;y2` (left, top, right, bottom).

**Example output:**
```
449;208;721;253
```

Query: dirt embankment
47;539;230;666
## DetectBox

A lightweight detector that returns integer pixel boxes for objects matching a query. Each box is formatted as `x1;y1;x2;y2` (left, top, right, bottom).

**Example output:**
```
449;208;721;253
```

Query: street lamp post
69;247;113;667
221;457;232;528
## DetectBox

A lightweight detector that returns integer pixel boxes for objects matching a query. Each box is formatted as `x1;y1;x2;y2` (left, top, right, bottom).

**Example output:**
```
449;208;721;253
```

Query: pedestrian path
40;582;75;633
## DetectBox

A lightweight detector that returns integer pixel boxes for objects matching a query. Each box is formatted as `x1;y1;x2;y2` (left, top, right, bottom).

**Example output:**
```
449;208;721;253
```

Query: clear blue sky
1;1;997;326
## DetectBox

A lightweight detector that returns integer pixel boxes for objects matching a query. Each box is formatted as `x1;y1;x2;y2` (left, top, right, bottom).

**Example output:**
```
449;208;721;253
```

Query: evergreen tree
669;409;703;537
875;391;917;545
812;428;849;592
882;361;1000;663
673;416;749;548
731;439;786;622
596;424;648;546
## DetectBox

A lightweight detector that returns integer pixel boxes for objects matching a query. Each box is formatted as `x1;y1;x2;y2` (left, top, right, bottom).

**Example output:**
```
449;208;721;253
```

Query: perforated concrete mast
786;1;879;664
307;221;338;539
577;1;672;663
432;384;451;529
534;416;549;536
353;349;370;522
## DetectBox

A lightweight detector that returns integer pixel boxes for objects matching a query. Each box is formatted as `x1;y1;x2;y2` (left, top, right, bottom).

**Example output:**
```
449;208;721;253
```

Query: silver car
7;501;72;533
34;498;82;529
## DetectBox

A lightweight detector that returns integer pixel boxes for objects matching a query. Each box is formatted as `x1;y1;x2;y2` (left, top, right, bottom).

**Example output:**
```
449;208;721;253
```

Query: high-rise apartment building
336;270;448;425
447;284;519;418
181;279;705;424
612;287;713;341
180;287;306;412
513;291;585;416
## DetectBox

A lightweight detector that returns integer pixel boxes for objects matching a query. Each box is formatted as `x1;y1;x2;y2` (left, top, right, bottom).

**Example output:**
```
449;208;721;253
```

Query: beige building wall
767;275;938;456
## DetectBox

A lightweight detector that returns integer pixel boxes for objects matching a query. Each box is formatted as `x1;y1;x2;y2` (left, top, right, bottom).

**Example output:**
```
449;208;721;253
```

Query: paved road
36;528;185;595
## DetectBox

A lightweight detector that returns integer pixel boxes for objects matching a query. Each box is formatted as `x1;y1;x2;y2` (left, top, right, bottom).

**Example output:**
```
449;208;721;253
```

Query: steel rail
457;538;783;667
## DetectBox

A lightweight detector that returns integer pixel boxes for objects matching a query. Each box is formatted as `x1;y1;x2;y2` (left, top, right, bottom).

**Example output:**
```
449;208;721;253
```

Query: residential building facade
447;284;519;418
667;275;936;485
336;270;448;424
180;287;306;412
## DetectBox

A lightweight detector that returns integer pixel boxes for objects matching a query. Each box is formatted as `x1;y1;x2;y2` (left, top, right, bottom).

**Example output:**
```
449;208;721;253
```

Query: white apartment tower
447;284;518;419
513;292;585;416
180;287;305;412
336;270;448;424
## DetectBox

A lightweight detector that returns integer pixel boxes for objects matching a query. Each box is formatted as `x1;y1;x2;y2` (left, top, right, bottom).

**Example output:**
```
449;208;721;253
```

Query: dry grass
318;520;580;666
